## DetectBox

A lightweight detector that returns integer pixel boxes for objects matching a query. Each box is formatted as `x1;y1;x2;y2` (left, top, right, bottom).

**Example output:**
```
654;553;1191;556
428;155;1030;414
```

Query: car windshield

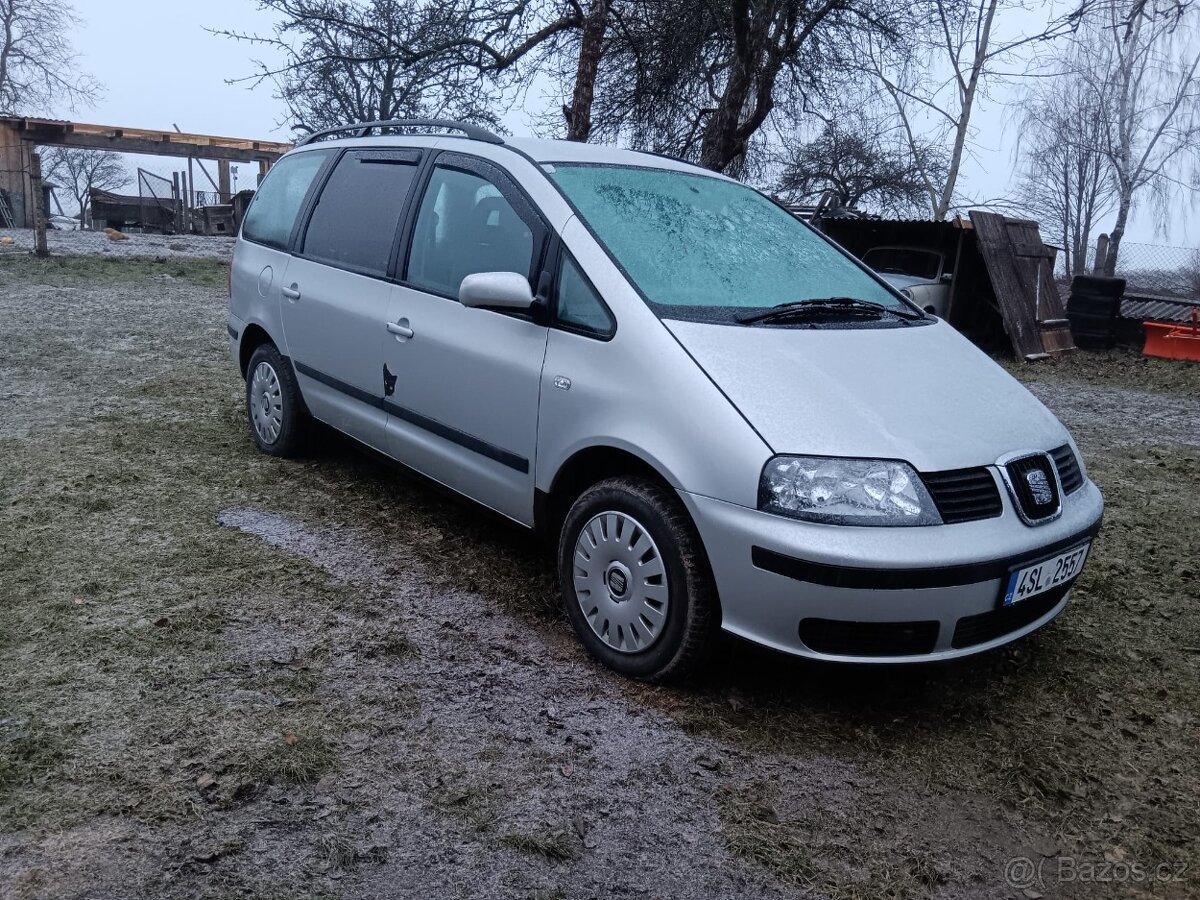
547;163;908;323
863;247;942;280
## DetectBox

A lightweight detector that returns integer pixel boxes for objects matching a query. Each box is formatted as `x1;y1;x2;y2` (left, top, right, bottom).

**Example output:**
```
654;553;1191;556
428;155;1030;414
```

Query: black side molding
751;520;1102;591
292;360;529;474
227;325;239;340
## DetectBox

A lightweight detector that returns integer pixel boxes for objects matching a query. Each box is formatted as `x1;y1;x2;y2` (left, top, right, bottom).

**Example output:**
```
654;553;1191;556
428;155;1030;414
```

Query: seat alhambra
228;119;1104;681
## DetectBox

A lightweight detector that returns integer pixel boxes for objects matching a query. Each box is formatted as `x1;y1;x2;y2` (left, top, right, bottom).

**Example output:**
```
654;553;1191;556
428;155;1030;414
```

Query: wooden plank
2;116;292;162
1012;241;1054;259
970;211;1045;358
969;211;1075;358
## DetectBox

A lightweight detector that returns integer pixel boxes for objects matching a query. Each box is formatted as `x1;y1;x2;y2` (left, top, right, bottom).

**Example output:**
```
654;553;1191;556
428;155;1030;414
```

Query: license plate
1003;542;1091;606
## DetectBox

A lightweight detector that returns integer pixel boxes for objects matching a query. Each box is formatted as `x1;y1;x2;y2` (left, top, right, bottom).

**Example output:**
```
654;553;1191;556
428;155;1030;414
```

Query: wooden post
945;218;967;325
29;152;48;257
1093;233;1109;276
171;172;182;234
217;160;231;202
183;168;191;233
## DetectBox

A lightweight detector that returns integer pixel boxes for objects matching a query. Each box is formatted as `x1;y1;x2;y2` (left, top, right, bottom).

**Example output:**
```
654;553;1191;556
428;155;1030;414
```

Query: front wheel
558;477;718;682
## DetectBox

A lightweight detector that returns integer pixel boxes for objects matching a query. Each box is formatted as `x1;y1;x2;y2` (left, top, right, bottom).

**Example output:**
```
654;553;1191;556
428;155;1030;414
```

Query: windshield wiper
736;297;923;325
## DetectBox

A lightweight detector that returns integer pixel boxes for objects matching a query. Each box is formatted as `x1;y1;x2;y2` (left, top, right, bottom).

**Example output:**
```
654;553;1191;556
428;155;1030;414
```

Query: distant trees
863;0;1090;220
1014;0;1200;273
43;147;127;229
778;119;943;215
1081;0;1200;273
0;0;99;114
1016;67;1115;276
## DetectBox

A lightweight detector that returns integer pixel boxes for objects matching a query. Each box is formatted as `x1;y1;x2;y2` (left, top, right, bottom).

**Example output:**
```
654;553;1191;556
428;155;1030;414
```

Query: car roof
290;132;728;181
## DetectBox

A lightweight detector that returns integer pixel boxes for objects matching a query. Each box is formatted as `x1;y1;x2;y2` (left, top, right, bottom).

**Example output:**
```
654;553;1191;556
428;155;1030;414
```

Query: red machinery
1144;307;1200;362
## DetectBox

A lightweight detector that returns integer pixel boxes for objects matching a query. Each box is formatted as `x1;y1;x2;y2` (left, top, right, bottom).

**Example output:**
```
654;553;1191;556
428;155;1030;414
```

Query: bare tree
1076;0;1200;273
215;0;600;138
1016;65;1115;275
778;118;945;214
0;0;100;114
589;0;913;176
864;0;1087;220
43;147;127;229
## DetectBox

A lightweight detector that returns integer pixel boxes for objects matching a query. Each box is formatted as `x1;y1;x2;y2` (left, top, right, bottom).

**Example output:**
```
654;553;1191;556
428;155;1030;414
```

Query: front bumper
679;479;1104;663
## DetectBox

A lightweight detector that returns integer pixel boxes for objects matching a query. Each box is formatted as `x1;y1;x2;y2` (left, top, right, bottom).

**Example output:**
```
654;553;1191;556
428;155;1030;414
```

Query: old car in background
863;245;952;317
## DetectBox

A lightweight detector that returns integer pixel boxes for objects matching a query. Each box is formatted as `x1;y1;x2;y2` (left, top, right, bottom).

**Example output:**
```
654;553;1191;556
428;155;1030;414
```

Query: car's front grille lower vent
799;618;939;657
951;585;1069;648
921;467;1004;524
1050;444;1084;494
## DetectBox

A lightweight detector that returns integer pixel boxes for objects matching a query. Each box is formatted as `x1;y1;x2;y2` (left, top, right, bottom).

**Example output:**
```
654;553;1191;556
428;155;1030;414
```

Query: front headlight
759;455;941;526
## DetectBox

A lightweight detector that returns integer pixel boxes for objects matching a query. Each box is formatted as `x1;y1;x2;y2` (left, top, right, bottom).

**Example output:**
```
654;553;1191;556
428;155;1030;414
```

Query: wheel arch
537;443;679;539
238;323;275;378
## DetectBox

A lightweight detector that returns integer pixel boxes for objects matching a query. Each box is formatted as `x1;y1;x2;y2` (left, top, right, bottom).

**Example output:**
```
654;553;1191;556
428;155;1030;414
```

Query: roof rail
295;119;505;147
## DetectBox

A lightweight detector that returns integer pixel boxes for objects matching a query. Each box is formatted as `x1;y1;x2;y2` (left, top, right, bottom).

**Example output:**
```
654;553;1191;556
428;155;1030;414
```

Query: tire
245;343;312;457
558;476;718;682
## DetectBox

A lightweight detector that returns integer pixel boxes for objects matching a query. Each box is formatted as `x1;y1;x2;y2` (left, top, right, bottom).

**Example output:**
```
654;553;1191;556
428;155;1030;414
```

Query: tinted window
549;164;905;322
863;247;942;280
407;166;534;297
557;253;614;337
303;152;418;275
242;150;332;249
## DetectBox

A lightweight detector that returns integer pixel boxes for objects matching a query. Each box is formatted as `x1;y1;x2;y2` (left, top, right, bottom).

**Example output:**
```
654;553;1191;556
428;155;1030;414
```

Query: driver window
407;166;534;298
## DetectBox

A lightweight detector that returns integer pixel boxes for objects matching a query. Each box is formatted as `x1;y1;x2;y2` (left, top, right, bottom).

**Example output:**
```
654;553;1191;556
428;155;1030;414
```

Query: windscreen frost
548;164;904;319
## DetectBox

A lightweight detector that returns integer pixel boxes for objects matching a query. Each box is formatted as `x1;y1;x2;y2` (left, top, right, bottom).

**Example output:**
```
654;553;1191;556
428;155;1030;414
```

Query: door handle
281;284;301;301
386;320;414;339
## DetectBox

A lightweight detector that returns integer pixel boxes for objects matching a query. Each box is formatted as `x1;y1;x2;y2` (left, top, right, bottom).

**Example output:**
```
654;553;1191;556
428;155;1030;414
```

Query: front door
383;154;551;525
279;149;421;450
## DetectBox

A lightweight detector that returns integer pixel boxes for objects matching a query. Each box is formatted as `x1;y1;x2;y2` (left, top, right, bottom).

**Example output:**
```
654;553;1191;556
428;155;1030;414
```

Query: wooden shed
817;212;1074;358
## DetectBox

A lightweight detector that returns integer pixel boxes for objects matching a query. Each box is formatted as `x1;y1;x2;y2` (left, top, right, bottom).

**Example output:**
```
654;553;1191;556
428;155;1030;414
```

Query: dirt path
211;507;1033;899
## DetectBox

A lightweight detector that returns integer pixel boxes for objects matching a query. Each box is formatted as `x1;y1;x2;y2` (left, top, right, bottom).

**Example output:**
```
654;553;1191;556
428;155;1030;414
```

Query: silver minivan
229;120;1104;681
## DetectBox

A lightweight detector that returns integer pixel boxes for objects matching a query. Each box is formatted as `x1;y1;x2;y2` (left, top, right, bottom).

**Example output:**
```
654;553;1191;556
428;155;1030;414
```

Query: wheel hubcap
250;361;283;444
573;511;669;654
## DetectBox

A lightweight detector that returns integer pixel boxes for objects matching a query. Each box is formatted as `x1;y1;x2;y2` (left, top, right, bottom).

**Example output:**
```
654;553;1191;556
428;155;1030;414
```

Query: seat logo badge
553;376;572;391
1026;469;1053;505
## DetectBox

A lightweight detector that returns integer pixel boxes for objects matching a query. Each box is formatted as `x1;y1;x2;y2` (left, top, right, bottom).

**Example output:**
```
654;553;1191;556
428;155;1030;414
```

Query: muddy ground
1;254;1197;900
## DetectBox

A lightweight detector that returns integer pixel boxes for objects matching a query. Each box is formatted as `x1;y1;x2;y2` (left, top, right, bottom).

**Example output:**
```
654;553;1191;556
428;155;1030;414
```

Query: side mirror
459;271;535;310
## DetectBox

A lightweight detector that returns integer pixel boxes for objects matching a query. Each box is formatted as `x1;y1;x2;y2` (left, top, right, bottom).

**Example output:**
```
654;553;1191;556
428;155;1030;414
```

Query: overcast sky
56;0;1191;246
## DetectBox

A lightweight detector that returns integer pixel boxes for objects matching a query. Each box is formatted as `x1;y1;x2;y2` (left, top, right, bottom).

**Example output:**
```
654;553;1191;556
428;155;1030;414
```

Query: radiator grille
1050;444;1084;494
922;467;1003;524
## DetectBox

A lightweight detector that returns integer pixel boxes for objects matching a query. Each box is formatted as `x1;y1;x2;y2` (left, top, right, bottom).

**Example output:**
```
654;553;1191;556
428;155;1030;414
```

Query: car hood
664;318;1069;472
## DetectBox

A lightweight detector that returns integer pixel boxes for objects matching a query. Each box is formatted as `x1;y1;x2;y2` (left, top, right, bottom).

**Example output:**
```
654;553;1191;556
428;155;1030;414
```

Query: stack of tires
1067;275;1126;350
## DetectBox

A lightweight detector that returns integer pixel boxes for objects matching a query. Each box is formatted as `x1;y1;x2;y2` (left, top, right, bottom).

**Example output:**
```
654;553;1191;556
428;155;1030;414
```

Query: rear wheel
245;343;311;457
558;476;718;682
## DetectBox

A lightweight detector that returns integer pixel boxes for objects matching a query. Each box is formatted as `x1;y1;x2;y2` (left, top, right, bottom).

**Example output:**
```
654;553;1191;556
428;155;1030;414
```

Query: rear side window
302;151;419;276
556;253;614;338
242;150;332;249
406;165;535;298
